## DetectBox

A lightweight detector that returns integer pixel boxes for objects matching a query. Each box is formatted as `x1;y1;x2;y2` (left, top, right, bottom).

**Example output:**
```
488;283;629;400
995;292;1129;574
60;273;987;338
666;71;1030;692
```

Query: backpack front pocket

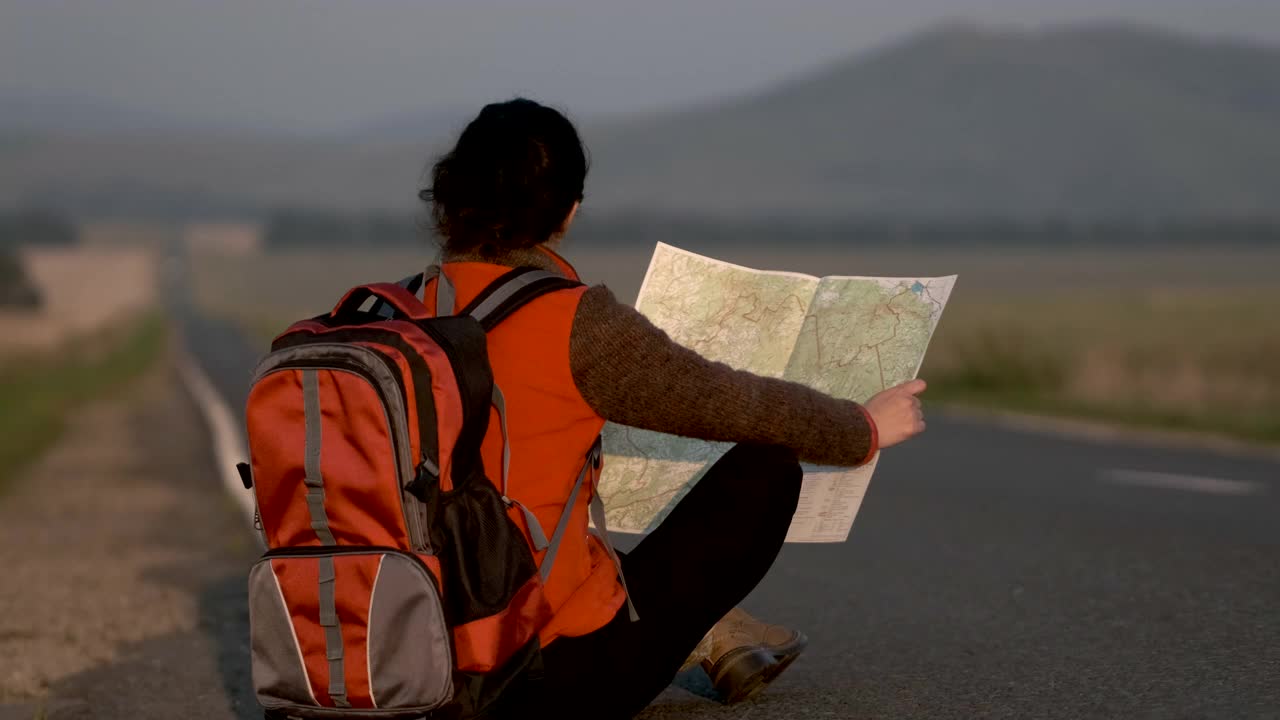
249;547;454;717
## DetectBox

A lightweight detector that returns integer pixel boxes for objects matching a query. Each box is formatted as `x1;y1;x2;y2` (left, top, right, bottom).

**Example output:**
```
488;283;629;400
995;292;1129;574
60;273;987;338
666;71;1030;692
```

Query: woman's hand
864;379;927;449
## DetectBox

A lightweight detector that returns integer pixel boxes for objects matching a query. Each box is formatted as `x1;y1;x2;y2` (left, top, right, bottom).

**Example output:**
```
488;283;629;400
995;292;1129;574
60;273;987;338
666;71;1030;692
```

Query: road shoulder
0;350;257;720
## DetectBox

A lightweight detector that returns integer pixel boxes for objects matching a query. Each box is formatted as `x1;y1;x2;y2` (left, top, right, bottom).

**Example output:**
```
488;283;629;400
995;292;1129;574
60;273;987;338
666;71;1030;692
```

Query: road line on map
175;341;264;546
1101;469;1264;496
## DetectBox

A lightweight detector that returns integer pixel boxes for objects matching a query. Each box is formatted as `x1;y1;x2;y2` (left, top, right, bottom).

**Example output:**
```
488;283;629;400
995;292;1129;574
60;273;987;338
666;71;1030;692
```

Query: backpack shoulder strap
458;267;583;331
390;266;580;326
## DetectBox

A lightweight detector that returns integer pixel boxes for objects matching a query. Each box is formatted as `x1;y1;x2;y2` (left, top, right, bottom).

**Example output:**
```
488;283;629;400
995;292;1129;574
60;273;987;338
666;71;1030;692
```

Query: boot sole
706;645;777;705
763;631;809;683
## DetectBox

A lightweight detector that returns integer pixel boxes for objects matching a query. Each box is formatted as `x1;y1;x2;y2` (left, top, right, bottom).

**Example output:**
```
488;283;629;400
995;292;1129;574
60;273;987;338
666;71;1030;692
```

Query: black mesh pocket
432;478;539;625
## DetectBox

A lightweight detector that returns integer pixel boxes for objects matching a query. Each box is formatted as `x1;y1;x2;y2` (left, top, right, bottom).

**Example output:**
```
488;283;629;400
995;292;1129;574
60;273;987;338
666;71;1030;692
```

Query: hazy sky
3;0;1279;135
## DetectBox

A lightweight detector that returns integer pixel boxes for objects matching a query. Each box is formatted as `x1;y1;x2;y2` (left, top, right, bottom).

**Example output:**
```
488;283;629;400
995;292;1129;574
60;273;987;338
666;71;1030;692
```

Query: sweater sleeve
568;284;878;467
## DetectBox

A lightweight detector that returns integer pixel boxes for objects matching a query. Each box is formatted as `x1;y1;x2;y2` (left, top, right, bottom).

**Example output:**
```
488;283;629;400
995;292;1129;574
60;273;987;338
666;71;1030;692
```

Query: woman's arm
569;285;878;466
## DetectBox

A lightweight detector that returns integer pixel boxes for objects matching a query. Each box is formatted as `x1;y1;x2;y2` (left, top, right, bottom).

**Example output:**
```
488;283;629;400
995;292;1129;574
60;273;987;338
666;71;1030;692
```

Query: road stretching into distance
168;247;1279;720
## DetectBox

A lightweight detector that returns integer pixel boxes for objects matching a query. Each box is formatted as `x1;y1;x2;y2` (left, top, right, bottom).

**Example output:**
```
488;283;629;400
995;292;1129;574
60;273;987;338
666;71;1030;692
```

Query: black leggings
504;443;803;720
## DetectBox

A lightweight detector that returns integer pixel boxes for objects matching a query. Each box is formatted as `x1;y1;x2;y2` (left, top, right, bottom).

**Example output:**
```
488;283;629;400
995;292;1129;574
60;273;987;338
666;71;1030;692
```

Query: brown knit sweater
443;246;877;467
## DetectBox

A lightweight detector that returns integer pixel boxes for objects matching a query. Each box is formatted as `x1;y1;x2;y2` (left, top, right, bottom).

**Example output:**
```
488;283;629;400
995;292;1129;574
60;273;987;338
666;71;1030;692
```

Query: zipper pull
253;507;270;548
407;460;439;501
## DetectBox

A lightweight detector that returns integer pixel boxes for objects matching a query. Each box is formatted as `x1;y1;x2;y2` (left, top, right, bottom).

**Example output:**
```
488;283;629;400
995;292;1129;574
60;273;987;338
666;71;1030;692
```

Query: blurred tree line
263;211;426;248
0;209;77;248
259;209;1280;249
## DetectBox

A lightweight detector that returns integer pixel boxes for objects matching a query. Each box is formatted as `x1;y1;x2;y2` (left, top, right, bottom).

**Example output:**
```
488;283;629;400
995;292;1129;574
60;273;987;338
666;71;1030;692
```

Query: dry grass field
0;247;158;357
190;242;1280;445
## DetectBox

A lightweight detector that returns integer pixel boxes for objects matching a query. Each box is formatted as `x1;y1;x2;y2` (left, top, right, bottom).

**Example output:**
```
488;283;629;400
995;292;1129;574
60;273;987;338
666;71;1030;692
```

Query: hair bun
423;98;587;253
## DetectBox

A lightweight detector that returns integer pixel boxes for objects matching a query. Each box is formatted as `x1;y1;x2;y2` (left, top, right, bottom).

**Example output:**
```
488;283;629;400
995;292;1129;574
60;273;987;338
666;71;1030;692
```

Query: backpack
240;266;601;719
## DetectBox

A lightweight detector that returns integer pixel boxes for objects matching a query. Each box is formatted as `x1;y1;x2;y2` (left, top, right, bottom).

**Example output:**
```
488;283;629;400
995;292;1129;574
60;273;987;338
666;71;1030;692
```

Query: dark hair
421;98;587;254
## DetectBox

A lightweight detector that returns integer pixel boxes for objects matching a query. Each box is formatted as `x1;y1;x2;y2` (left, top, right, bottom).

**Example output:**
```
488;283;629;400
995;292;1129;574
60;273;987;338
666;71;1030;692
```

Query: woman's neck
440;243;576;279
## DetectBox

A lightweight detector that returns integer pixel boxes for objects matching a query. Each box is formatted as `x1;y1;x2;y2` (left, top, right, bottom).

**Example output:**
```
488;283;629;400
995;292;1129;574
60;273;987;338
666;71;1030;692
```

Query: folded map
597;242;956;542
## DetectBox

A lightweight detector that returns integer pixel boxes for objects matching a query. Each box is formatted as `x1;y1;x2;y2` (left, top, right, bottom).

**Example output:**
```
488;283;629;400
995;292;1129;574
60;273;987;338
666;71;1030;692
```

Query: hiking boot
678;627;715;673
725;607;810;677
702;608;809;704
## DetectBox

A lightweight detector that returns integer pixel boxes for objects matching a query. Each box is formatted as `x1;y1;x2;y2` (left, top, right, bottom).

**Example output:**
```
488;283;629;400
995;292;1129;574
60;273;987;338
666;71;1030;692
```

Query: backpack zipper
260;357;430;553
259;546;444;614
417;322;469;420
259;543;458;682
264;544;430;566
273;326;442;477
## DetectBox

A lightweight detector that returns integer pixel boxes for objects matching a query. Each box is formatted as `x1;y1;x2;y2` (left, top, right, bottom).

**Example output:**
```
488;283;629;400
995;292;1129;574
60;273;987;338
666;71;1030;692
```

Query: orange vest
423;250;626;646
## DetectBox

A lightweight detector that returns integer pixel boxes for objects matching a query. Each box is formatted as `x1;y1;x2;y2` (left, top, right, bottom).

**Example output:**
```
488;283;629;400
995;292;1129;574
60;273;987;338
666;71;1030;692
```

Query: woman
420;98;926;719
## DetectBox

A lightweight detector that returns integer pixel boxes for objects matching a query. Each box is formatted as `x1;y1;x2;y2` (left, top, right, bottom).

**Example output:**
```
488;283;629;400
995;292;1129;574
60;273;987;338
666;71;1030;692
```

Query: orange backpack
241;267;589;718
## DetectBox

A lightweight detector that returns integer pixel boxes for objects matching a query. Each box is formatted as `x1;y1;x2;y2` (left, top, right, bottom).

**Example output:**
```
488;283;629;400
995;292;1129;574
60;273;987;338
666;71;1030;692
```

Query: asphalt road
170;259;1280;720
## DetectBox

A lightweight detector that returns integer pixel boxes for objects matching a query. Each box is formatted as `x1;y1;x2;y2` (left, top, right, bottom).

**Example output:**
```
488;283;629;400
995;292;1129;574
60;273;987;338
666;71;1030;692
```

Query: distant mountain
2;23;1278;221
0;133;443;217
0;90;272;137
0;90;472;142
0;91;175;135
584;23;1280;219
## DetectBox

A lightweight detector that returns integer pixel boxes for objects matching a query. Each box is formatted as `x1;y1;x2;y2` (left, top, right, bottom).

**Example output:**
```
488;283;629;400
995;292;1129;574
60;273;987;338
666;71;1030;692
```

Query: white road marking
175;342;265;546
1102;469;1265;496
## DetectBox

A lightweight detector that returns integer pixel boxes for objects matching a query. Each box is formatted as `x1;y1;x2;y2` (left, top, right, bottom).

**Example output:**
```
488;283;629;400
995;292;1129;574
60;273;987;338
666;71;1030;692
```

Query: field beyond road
0;247;157;354
190;242;1280;448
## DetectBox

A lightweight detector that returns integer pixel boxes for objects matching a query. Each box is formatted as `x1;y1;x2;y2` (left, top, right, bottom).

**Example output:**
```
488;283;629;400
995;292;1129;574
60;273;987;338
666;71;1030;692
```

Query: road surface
170;259;1280;720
